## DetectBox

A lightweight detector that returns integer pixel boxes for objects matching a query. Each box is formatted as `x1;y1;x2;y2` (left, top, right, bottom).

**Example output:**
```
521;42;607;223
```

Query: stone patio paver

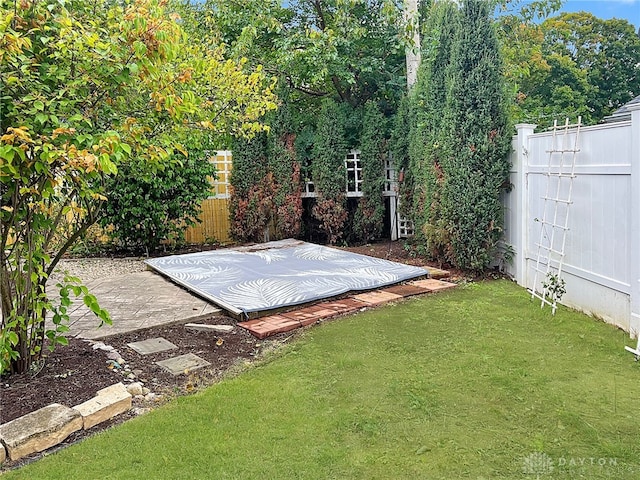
156;353;211;375
352;290;403;306
127;337;178;355
382;284;429;297
47;271;220;339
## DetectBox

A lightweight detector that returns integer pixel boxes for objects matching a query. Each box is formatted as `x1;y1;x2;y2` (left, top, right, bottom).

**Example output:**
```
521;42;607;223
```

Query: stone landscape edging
0;382;132;463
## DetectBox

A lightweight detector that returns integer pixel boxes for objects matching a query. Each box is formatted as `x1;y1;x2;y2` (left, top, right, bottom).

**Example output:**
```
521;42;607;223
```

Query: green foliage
204;0;407;110
311;99;349;244
229;133;272;242
0;0;276;374
229;98;303;242
408;0;458;258
406;0;511;271
542;272;566;303
499;11;640;127
388;95;416;234
100;140;216;253
266;99;303;240
439;0;512;271
354;102;386;242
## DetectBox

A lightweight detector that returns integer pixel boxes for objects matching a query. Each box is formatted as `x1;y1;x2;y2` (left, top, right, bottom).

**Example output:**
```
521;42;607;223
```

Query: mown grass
4;280;639;479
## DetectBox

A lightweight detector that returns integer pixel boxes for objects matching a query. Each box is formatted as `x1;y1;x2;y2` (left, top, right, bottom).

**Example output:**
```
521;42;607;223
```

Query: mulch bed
0;240;460;471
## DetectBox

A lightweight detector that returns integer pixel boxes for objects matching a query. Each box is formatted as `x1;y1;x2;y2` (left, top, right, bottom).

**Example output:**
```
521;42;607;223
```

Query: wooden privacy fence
184;151;233;244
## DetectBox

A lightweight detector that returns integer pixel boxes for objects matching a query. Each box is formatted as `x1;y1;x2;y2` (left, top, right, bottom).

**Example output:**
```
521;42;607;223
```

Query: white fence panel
503;117;638;335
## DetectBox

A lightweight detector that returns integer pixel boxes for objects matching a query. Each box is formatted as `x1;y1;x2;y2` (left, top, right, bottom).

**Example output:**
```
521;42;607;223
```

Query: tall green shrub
440;0;512;271
389;95;415;224
266;97;303;239
229;133;272;242
354;101;387;242
229;91;303;243
102;134;216;253
409;0;458;259
311;99;349;244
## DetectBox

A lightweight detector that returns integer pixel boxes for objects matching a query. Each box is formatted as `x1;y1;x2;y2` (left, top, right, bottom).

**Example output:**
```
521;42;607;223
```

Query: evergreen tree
354;101;387;242
229;133;273;242
311;99;349;244
409;0;459;258
266;95;303;240
390;95;415;227
440;0;512;271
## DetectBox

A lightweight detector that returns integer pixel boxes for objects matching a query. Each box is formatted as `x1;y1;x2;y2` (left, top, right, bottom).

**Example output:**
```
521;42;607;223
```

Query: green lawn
5;280;639;479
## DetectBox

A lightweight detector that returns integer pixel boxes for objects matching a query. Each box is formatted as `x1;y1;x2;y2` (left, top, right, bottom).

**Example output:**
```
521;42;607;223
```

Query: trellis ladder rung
534;244;565;256
625;342;640;359
536;221;570;230
541;197;572;204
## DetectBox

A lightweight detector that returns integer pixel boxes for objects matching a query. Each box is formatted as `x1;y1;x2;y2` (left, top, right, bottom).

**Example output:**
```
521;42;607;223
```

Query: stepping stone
426;267;450;279
238;319;274;339
315;298;368;314
281;308;324;327
127;337;177;355
156;353;211;375
410;279;457;292
184;323;234;334
238;316;301;339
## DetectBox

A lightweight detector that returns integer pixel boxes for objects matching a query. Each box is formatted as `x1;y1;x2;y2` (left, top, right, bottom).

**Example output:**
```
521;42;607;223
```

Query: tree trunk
404;0;421;89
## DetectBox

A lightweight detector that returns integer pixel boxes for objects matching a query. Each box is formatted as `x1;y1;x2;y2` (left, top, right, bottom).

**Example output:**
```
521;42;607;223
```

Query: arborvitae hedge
354;101;386;242
311;99;349;244
229;133;272;242
440;0;512;271
409;0;458;259
389;95;415;223
229;96;303;243
266;98;303;239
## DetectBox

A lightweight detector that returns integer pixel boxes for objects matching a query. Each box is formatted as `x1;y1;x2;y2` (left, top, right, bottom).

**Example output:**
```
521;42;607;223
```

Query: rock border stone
0;383;132;462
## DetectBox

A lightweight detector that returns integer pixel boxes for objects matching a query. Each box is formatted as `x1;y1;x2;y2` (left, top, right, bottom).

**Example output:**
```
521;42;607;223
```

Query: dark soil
1;316;277;425
0;240;460;470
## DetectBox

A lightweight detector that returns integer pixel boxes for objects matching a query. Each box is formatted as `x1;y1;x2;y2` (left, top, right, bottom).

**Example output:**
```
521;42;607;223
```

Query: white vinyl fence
502;103;640;338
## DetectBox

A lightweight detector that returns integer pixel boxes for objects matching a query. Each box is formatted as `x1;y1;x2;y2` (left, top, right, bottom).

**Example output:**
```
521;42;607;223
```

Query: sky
553;0;640;29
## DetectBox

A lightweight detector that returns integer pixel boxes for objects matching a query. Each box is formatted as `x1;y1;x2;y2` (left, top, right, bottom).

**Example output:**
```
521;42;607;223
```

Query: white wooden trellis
345;150;363;195
300;151;414;239
384;156;414;239
529;118;581;314
302;150;363;198
207;150;232;199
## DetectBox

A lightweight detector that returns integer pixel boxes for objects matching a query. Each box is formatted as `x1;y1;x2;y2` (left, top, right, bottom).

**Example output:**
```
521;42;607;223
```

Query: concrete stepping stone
127;337;177;355
156;353;211;375
184;323;234;334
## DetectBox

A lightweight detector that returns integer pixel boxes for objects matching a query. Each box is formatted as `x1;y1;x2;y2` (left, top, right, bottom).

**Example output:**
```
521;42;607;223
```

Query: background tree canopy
498;10;640;127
